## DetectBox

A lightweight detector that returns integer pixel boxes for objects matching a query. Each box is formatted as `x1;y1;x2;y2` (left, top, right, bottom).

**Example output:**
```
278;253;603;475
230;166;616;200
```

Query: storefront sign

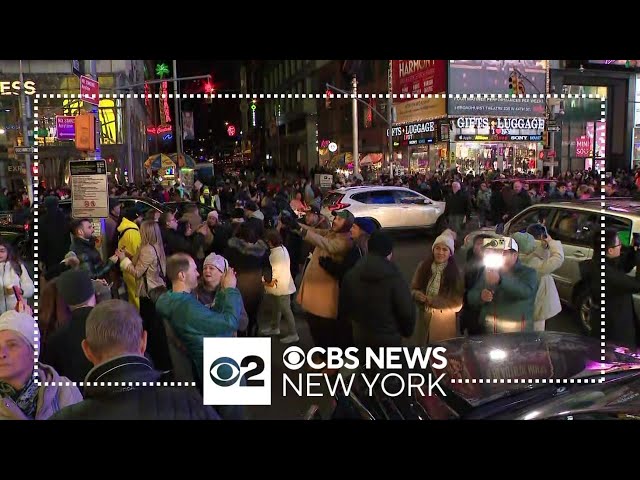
576;135;592;157
391;60;446;123
456;117;545;131
387;121;436;137
0;80;36;96
452;116;545;142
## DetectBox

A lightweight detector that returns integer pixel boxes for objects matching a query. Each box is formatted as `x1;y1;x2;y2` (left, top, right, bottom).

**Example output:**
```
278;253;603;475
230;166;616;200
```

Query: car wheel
574;286;593;335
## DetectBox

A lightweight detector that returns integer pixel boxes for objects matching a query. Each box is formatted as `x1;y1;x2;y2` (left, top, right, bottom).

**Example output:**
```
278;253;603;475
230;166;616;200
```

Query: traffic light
31;163;38;176
542;131;550;148
508;72;516;95
204;81;214;104
325;89;332;109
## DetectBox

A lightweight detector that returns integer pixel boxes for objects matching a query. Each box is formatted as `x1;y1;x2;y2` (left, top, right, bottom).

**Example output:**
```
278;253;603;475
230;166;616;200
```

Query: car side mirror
495;223;505;234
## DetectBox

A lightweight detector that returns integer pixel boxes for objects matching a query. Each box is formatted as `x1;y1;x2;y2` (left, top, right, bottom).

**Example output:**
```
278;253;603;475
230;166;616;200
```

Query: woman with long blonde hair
116;220;171;369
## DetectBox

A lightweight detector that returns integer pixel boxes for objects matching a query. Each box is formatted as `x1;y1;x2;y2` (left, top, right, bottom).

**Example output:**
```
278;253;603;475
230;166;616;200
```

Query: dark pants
140;296;173;371
307;313;353;351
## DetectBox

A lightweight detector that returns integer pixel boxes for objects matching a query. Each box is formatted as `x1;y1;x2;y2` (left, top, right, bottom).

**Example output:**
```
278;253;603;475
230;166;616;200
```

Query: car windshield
419;333;640;417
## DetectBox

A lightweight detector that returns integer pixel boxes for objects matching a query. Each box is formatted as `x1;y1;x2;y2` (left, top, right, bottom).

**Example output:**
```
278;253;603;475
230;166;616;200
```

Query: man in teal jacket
156;252;244;381
468;236;538;333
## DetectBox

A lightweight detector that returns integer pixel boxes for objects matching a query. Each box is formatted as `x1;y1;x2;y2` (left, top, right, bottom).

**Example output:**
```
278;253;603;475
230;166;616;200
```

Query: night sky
176;60;242;154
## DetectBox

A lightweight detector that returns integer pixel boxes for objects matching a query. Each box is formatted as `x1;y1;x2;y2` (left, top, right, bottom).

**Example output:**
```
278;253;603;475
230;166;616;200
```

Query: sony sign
0;80;36;96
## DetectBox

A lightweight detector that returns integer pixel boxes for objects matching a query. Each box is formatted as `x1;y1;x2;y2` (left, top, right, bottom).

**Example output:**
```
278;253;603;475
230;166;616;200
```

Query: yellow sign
395;97;446;124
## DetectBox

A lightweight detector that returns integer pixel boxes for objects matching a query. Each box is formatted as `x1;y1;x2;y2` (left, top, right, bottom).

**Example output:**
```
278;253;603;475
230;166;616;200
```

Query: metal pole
352;75;359;176
19;60;33;203
172;60;182;157
125;88;134;182
387;61;394;180
88;60;101;161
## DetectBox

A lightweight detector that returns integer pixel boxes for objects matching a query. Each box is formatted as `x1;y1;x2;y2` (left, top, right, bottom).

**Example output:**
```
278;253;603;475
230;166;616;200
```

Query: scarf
0;375;39;419
425;261;447;300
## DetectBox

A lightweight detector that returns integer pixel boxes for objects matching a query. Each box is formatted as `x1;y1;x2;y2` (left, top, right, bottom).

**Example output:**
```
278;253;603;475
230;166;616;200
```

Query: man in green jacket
156;253;244;381
468;236;538;333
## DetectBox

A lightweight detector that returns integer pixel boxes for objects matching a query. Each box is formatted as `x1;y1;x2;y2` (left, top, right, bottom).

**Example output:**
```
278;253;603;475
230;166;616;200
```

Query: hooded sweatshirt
339;254;415;348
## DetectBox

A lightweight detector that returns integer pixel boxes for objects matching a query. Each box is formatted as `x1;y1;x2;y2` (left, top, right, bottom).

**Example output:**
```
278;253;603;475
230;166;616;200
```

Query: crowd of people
2;162;635;421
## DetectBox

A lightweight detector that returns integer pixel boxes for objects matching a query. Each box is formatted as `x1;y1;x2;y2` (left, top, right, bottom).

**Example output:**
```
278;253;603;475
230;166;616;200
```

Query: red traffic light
204;82;214;94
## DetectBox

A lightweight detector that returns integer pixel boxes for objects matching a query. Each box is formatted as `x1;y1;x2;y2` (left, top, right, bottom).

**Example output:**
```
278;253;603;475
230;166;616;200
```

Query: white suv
321;186;446;230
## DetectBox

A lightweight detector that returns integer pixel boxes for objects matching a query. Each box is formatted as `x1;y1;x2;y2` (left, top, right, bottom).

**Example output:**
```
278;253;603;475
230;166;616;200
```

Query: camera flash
483;252;504;270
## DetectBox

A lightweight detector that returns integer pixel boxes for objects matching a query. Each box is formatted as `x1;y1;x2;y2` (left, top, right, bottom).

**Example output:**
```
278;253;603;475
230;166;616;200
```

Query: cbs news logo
203;338;272;406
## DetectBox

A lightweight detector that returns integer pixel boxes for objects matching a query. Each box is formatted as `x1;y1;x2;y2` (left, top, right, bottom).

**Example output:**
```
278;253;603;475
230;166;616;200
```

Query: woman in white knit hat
0;308;82;420
410;229;464;345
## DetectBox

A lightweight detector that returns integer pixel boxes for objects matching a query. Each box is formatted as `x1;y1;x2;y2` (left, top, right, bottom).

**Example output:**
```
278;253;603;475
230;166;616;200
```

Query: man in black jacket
339;230;415;350
50;299;220;420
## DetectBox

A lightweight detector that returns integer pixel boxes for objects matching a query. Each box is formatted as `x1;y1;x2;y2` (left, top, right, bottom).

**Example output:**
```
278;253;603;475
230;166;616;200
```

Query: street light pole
18;60;33;203
387;61;394;179
351;76;359;176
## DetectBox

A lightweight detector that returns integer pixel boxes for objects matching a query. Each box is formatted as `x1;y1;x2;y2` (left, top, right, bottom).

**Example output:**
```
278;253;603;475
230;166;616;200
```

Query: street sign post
70;160;109;218
14;146;35;155
80;75;100;105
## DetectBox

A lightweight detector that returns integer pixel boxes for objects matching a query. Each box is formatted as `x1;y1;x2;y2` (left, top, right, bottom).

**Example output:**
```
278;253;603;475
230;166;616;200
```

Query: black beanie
56;269;95;306
368;229;393;257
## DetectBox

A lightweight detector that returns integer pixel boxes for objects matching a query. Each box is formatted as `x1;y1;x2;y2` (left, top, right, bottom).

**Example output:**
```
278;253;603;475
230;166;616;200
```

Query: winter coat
193;284;250;332
49;355;219;420
118;218;142;309
156;288;244;380
40;198;71;270
518;239;564;329
340;254;415;348
120;244;166;298
0;261;34;314
0;363;83;420
581;250;640;349
296;227;353;320
410;258;464;344
39;307;94;383
265;245;296;296
70;236;115;280
224;237;272;324
161;226;205;259
468;261;538;333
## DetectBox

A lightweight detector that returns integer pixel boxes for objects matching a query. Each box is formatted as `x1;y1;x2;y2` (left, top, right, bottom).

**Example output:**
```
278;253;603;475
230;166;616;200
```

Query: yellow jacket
117;217;141;258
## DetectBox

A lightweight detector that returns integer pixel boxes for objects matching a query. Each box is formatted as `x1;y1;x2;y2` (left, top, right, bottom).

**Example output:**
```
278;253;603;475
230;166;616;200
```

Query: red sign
80;75;100;105
391;60;446;102
576;135;592;157
147;125;173;135
227;124;236;137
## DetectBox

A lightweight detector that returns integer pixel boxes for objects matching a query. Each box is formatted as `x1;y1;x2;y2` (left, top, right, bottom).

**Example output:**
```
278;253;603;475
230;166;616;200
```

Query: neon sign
227;124;236;137
147;125;173;134
160;81;171;124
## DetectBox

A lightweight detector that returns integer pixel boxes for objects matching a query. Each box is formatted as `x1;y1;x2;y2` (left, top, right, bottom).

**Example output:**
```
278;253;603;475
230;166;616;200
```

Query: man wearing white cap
467;236;538;333
0;310;82;420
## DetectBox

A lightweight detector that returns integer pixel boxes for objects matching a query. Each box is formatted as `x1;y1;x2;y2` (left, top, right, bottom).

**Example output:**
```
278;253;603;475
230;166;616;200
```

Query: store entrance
455;142;541;174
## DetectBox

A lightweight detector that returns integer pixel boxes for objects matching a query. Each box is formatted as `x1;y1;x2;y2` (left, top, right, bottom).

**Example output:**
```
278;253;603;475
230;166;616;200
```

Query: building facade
0;60;150;188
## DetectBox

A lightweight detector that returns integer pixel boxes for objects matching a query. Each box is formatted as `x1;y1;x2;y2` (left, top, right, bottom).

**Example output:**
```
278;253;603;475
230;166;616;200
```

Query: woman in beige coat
410;230;464;345
296;210;354;351
116;220;170;369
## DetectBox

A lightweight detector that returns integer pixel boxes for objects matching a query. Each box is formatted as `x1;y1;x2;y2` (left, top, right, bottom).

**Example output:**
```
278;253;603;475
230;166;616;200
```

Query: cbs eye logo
209;355;265;387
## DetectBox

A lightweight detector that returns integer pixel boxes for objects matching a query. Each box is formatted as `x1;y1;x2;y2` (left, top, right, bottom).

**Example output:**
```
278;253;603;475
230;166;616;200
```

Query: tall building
0;60;151;188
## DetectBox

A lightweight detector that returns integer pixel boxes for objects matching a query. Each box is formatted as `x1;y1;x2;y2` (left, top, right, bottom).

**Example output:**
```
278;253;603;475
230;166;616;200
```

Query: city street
246;230;583;420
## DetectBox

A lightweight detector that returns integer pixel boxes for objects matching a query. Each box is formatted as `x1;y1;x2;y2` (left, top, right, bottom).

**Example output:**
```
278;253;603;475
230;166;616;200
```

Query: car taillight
328;202;350;211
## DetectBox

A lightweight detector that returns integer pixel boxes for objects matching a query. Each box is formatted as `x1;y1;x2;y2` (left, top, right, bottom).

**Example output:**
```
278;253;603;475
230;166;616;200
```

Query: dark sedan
313;333;640;420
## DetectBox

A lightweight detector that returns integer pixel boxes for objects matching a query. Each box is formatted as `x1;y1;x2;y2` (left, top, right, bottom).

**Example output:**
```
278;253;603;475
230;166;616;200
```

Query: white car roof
332;186;418;195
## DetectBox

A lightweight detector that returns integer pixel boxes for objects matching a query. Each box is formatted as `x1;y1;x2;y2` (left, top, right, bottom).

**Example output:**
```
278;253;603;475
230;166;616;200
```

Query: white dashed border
34;93;604;100
33;95;40;382
600;95;607;382
31;91;607;389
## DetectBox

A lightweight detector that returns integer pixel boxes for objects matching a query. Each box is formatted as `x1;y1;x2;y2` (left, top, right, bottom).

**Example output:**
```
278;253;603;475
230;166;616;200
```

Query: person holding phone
0;240;34;315
581;228;640;348
513;226;564;331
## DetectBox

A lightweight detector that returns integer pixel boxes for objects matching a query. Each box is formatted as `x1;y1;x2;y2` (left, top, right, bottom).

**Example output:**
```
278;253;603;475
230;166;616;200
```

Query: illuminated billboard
448;60;548;117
